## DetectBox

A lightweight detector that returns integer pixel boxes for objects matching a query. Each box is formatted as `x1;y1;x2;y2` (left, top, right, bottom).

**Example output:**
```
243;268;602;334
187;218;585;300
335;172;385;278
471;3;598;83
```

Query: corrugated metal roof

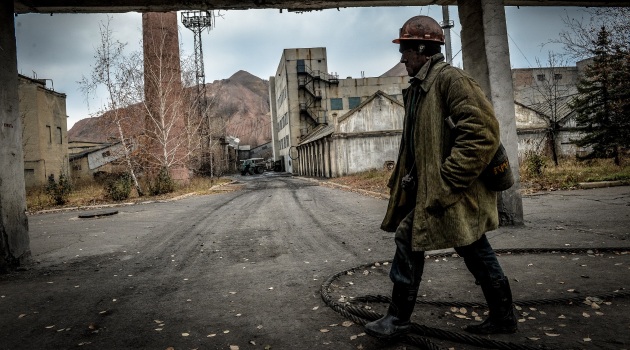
298;124;334;145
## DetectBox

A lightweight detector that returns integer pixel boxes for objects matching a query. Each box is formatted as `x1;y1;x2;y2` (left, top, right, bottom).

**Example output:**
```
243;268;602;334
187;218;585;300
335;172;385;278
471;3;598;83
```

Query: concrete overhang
13;0;628;14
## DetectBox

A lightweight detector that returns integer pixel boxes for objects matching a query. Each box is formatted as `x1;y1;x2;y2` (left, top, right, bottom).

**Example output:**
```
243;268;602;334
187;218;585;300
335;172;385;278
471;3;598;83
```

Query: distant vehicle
240;158;265;175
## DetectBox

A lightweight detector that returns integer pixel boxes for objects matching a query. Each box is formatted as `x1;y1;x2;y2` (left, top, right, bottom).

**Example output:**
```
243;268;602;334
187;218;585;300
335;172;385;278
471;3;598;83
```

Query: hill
68;70;271;148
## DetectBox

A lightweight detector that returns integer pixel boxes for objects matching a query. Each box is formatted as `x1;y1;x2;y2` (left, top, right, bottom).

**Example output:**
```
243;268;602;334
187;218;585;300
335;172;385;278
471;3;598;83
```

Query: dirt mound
68;70;271;147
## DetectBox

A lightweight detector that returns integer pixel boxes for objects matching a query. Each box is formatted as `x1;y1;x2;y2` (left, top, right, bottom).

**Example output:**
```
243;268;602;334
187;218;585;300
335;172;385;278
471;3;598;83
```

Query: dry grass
27;157;629;212
328;169;391;195
329;157;630;196
519;156;630;193
26;176;232;213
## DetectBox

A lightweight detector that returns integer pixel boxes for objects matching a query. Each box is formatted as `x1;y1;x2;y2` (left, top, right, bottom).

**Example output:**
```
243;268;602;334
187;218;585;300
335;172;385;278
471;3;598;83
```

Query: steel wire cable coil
320;247;630;350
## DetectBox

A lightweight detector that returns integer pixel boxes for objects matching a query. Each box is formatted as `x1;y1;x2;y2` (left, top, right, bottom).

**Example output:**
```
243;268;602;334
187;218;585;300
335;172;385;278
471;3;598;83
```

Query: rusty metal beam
13;0;628;14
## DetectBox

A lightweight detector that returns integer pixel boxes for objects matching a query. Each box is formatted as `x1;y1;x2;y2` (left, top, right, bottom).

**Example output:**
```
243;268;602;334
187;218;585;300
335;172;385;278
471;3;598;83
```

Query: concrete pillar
458;0;524;226
323;138;329;178
330;138;338;177
0;2;30;270
316;141;321;177
298;146;306;175
310;144;314;177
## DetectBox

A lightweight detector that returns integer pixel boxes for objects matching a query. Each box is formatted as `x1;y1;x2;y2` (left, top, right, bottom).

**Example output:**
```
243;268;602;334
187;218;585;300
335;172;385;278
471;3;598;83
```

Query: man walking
364;15;517;340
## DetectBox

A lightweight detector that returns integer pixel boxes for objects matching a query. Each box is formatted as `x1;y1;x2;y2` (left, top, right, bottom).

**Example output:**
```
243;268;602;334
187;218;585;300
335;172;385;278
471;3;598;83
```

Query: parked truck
240;158;266;175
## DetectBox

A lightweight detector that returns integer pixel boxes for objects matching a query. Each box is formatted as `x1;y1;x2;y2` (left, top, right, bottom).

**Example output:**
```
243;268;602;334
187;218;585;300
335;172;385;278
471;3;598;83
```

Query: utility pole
181;11;214;175
440;6;454;64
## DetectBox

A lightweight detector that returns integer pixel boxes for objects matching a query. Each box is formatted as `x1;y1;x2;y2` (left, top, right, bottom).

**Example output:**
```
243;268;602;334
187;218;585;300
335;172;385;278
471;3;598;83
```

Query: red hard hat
393;15;445;44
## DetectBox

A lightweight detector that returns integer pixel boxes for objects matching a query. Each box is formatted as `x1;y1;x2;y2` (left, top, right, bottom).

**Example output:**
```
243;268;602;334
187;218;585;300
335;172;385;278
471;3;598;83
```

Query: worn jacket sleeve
440;74;500;191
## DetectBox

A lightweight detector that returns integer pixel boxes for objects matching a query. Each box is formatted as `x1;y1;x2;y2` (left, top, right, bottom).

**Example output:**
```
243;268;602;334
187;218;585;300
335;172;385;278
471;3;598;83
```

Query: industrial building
269;47;592;178
18;74;69;189
269;47;408;175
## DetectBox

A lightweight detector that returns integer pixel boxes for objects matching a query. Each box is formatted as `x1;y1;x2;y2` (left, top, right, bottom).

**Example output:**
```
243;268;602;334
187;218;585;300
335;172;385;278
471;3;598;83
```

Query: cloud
14;5;590;129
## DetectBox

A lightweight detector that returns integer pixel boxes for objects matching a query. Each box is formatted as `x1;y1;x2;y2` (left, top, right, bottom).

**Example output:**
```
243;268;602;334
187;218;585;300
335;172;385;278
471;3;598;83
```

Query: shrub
45;173;72;205
148;167;175;196
524;150;547;178
104;173;133;201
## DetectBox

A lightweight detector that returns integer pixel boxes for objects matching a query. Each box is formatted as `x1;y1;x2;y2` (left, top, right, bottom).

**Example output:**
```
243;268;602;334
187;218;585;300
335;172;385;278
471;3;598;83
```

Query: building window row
277;88;287;107
278;112;288;131
280;135;290;150
46;125;63;144
330;96;362;111
536;73;563;81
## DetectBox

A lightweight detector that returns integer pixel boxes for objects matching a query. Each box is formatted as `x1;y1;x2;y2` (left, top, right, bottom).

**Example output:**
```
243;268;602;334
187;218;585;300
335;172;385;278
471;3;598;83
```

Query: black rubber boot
364;283;418;340
465;276;518;334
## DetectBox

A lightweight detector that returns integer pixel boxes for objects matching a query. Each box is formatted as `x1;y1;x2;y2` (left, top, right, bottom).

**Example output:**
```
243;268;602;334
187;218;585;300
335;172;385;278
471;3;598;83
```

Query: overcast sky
14;5;590;129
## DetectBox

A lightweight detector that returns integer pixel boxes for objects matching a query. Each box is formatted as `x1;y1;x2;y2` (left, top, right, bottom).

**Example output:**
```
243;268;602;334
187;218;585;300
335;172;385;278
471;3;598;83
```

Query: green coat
381;54;500;251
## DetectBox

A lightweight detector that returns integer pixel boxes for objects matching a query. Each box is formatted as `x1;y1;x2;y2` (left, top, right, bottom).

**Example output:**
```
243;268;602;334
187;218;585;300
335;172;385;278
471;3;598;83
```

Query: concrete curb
577;180;628;189
320;181;390;200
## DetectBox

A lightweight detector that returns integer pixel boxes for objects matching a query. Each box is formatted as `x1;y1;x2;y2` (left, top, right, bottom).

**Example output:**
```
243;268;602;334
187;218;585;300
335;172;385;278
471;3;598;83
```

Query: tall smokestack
142;12;189;183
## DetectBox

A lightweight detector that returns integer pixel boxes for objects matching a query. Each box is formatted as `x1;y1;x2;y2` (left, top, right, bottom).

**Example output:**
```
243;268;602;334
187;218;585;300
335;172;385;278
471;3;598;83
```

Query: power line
508;32;534;68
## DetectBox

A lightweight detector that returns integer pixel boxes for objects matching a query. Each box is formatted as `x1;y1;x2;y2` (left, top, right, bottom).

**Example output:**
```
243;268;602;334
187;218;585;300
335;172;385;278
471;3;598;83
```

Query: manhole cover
78;210;119;219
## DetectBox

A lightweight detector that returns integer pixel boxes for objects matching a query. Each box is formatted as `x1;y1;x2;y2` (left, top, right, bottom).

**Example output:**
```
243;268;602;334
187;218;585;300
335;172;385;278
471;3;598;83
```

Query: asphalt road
1;174;629;350
0;173;405;350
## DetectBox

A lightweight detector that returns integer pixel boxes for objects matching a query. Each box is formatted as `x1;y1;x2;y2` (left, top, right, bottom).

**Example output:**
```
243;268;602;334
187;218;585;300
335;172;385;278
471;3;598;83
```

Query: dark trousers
389;211;505;287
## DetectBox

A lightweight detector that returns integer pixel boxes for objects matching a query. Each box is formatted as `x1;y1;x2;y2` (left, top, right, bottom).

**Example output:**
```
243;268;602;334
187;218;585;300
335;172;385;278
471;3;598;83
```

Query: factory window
536;74;546;81
24;169;35;176
348;97;361;109
296;59;306;73
46;125;52;143
330;98;343;110
56;127;62;144
554;73;563;80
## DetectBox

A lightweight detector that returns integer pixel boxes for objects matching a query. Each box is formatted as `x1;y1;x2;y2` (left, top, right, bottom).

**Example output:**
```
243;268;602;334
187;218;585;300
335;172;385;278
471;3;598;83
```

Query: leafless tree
527;52;576;165
551;7;630;61
79;17;144;196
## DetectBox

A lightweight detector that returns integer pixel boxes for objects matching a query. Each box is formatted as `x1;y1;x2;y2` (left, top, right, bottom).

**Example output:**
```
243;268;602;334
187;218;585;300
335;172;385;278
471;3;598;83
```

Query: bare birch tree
139;13;208;181
79;16;144;196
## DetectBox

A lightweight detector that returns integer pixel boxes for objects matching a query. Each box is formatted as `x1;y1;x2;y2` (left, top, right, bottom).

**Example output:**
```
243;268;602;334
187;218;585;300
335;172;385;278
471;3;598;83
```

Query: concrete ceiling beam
14;0;629;14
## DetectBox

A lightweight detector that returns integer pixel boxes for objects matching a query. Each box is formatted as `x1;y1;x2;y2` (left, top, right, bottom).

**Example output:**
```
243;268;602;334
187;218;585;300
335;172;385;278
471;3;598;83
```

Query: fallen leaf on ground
545;333;560;337
320;329;330;333
584;337;591;342
229;346;239;350
342;321;353;327
182;333;189;336
312;306;319;311
207;334;216;337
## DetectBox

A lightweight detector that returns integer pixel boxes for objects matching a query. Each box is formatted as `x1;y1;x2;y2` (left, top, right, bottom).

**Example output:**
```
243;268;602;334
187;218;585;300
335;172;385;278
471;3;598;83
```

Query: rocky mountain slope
68;70;271;148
